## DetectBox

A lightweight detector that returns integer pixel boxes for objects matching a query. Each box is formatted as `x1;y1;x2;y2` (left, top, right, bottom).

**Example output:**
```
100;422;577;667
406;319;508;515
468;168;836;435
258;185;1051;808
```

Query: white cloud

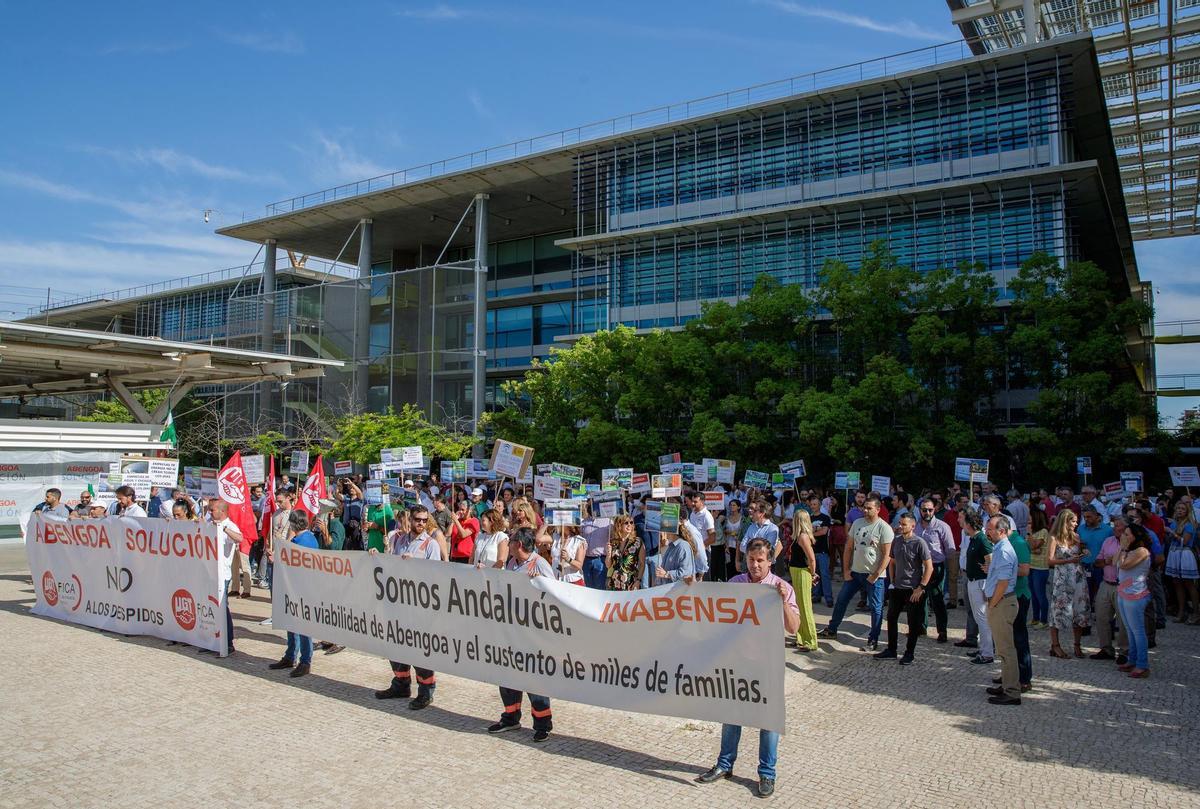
397;4;472;20
295;132;390;186
763;2;949;42
0;168;207;224
217;30;305;55
82;145;280;185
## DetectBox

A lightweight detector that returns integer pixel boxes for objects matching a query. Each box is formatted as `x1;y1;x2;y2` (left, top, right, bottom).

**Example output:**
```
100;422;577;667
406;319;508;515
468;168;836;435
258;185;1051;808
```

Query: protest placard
779;460;806;480
703;490;726;511
652;474;682;499
590;490;625;518
239;455;265;485
147;458;180;488
658;452;681;467
629;473;650;495
550;462;584;485
702;458;736;485
533;475;561;502
834;471;861;490
644;500;662;532
545;499;581;527
870;475;891;495
334;460;354;477
290;451;309;475
1076;456;1092;475
1169;467;1199;487
743;470;770;489
490;438;534;480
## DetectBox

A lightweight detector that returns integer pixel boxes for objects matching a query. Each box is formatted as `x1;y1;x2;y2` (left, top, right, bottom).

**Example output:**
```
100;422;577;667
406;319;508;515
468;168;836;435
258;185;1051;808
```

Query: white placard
290;451;310;475
490;439;533;480
870;475;891;495
533;475;562;502
1170;467;1200;487
240;455;265;485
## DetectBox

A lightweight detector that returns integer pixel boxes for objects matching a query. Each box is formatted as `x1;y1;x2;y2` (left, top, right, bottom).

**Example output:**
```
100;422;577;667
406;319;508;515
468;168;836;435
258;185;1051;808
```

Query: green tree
1006;253;1153;481
78;389;171;423
332;404;475;465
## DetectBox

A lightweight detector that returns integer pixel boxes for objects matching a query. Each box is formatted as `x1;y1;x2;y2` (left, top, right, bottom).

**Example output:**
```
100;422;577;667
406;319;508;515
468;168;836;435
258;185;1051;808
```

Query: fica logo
41;571;83;611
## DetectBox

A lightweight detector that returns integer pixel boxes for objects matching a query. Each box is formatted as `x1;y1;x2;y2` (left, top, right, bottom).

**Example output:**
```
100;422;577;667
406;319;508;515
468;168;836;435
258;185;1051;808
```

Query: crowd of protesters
33;470;1198;798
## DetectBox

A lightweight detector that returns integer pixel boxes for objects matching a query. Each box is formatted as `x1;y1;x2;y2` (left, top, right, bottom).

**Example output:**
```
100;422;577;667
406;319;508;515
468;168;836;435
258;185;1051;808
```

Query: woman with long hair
1048;509;1091;658
1027;498;1051;628
1166;500;1200;623
789;510;819;652
473;507;510;569
1116;522;1154;678
606;514;644;590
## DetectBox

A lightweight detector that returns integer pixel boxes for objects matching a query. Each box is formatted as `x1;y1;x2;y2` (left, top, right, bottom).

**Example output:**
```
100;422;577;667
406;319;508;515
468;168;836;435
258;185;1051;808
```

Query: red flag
259;455;277;535
295;454;327;518
216;451;259;552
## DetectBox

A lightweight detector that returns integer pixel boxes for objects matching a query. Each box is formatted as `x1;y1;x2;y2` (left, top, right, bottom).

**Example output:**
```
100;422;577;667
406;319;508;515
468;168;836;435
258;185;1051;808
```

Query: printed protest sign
590;490;625;518
834;471;861;490
290;451;310;475
660;502;681;534
630;473;650;495
870;475;891;495
490;439;534;480
26;514;229;654
644;500;662;532
550;463;584;485
779;460;806;481
703;490;726;511
703;458;735;485
658;452;681;467
1169;467;1200;487
1120;471;1145;493
334;460;354;477
1076;456;1092;475
744;470;770;489
652;474;682;499
240;455;265;485
533;475;561;502
545;499;581;527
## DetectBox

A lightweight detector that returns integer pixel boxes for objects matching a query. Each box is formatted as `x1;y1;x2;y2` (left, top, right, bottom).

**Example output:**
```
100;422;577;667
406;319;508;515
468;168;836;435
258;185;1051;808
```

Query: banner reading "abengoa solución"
273;546;786;732
25;514;228;654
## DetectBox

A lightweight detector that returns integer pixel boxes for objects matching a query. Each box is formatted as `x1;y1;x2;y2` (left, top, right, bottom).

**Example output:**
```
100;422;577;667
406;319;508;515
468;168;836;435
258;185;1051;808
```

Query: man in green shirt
364;501;395;553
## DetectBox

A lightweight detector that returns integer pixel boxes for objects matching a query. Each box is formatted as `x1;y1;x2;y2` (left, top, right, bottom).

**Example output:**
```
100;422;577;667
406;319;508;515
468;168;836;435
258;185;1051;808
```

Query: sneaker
1089;649;1115;660
289;663;310;678
816;628;838;639
409;693;433;711
873;649;897;660
971;656;995;665
899;653;914;666
757;777;775;798
862;641;878;652
987;694;1021;706
532;729;551;743
487;721;520;734
268;657;295;670
954;639;978;649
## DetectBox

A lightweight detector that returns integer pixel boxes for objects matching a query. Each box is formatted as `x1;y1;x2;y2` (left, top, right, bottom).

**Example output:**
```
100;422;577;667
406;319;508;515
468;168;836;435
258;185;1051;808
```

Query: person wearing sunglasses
914;497;956;643
372;504;444;710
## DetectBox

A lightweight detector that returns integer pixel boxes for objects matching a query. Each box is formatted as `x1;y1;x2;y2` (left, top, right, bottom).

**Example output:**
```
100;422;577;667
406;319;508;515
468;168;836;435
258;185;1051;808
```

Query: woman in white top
540;523;585;585
473;507;510;569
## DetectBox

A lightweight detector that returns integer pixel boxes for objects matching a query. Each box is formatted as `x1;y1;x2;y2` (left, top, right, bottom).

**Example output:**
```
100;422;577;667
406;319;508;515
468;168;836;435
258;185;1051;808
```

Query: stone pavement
1;557;1198;809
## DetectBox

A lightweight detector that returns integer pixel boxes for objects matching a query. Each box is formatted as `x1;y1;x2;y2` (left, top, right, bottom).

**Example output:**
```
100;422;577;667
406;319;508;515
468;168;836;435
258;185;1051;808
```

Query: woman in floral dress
606;514;644;590
1047;509;1091;658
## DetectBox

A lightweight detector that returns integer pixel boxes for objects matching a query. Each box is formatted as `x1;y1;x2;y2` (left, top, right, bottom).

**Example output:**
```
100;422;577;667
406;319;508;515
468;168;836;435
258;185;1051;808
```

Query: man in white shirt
209;499;243;655
688;492;716;581
114;485;147;518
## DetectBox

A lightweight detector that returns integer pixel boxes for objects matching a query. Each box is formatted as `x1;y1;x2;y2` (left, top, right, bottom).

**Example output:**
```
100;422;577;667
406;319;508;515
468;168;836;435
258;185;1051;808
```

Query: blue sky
0;1;1195;423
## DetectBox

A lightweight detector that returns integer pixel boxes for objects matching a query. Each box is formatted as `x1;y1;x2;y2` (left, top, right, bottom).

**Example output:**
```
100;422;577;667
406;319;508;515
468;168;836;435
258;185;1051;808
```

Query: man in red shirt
448;498;480;563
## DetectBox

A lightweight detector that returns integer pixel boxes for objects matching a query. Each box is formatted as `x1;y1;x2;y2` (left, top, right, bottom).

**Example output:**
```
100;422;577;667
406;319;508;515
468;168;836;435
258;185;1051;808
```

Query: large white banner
273;548;786;731
0;450;119;540
25;514;229;653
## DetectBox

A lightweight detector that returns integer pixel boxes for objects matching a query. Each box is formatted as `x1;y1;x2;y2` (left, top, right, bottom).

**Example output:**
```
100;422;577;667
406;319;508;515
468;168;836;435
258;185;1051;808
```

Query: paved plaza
1;545;1197;809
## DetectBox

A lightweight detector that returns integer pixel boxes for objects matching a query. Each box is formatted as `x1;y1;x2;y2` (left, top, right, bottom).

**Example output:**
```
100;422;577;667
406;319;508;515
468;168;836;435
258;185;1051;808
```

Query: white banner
0;450;119;540
272;548;785;731
24;514;229;653
241;455;265;485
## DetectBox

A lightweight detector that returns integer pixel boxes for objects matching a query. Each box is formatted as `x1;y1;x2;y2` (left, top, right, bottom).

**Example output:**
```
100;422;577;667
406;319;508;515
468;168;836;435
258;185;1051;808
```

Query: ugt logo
217;466;246;504
41;571;83;611
171;588;197;631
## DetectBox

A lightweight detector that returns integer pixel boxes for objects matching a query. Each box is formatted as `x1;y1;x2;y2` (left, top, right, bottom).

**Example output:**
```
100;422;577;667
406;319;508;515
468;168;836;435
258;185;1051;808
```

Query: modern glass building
23;33;1156;434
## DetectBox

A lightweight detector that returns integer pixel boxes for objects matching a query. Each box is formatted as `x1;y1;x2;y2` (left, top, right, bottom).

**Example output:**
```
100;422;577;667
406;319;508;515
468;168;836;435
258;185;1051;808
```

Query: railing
1154;320;1200;339
26;256;358;316
258;39;978;219
1157;374;1200;392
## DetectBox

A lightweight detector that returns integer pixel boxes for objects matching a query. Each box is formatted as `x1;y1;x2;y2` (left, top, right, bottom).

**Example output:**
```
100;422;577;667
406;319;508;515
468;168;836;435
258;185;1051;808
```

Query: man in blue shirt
1077;505;1113;601
268;511;318;678
983;514;1021;705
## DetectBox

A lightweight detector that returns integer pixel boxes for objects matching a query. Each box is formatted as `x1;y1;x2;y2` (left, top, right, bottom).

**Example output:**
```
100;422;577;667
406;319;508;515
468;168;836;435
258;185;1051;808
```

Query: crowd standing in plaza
40;464;1200;798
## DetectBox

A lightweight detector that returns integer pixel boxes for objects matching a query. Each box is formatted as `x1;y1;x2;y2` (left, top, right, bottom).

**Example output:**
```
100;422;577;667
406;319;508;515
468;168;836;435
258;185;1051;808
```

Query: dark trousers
389;662;436;698
1014;595;1032;686
926;562;948;636
498;686;552;731
224;592;235;654
708;547;734;583
885;588;925;656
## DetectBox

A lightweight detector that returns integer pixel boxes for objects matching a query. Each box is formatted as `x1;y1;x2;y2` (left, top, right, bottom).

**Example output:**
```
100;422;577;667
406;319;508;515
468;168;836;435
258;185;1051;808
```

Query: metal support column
260;238;277;424
472;194;489;458
354;219;373;412
1023;0;1036;44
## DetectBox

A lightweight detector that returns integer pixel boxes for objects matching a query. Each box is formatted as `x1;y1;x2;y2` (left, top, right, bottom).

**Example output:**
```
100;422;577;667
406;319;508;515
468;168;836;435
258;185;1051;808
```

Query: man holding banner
696;536;799;798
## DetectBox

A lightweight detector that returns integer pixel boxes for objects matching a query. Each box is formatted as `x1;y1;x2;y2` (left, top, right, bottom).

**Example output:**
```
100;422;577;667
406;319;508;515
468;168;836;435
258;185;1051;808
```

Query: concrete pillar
354;219;373;412
260;238;277;424
1024;0;1037;45
472;195;488;458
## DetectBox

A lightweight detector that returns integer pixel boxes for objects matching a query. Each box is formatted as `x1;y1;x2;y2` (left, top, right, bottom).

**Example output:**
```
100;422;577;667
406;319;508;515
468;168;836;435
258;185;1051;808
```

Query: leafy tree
1006;253;1153;482
77;388;171;423
333;404;474;465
